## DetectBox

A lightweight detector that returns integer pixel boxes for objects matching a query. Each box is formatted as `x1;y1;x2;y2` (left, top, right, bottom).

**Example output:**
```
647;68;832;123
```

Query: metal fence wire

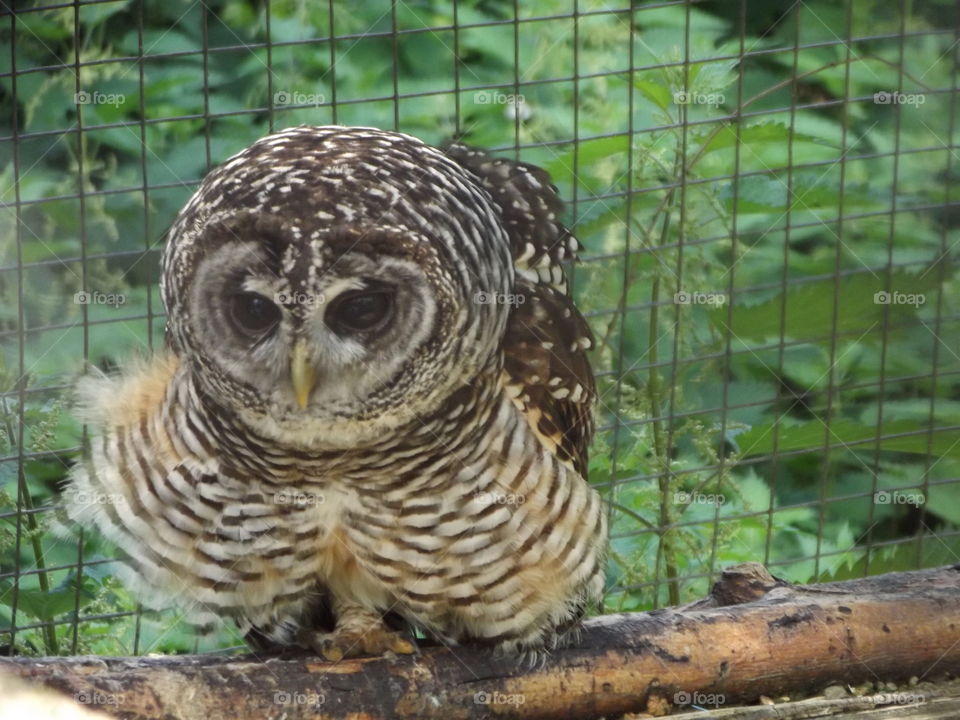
1;0;958;657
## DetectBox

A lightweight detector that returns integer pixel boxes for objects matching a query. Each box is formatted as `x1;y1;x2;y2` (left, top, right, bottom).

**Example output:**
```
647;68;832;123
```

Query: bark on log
2;563;959;720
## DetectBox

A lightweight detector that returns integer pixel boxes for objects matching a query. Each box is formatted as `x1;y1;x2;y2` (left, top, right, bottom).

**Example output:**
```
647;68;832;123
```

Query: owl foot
300;623;416;661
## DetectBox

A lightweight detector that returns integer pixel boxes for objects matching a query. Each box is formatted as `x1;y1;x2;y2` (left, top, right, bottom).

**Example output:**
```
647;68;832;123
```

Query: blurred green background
1;0;958;656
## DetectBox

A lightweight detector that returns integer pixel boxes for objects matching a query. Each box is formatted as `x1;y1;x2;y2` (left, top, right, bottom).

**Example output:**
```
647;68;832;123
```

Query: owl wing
445;144;596;477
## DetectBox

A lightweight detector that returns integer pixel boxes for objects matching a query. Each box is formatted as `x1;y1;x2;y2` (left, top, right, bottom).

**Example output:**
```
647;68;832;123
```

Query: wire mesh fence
1;0;958;657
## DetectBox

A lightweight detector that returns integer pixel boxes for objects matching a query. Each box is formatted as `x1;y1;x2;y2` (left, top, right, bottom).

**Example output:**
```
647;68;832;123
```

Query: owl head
161;126;514;449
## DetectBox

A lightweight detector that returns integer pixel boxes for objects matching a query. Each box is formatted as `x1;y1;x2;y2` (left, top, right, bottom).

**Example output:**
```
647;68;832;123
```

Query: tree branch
3;563;960;720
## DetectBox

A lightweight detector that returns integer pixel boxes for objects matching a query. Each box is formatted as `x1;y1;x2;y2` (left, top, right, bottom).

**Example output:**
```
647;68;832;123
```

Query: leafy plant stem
649;174;681;607
1;394;58;654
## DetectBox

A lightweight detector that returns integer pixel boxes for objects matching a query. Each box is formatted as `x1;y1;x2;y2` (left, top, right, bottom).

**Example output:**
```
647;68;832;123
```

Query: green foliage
1;0;957;654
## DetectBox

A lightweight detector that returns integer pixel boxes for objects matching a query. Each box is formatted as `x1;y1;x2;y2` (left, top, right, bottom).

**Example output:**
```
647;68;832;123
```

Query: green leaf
926;483;960;525
634;79;672;112
545;136;630;183
820;536;960;582
694;122;835;158
737;418;960;460
1;585;77;622
709;269;948;342
0;572;99;623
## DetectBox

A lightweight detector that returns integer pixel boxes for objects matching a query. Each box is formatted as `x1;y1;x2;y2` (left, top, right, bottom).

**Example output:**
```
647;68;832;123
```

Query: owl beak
290;340;316;410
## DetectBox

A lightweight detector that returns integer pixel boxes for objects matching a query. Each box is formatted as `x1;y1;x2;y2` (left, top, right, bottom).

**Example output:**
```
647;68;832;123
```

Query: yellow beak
290;340;316;410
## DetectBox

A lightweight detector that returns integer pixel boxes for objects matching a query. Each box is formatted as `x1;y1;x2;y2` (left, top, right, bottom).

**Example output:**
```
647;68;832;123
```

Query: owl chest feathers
68;354;605;647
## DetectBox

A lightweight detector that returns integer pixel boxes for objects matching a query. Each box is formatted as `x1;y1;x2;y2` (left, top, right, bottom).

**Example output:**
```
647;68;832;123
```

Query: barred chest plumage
69;354;606;651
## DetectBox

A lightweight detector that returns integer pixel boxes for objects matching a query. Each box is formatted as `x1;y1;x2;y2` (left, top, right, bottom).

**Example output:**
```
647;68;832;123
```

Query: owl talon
305;625;416;661
320;642;344;663
390;635;416;655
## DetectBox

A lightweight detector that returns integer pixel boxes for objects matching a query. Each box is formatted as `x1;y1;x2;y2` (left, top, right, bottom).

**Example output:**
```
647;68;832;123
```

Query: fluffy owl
65;125;607;660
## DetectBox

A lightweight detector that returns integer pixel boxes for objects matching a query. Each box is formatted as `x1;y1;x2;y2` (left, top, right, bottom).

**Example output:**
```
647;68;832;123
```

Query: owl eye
229;292;281;337
326;287;395;335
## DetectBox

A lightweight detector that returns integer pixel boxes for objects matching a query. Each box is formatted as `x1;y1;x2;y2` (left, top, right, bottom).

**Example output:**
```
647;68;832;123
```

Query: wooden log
2;563;959;720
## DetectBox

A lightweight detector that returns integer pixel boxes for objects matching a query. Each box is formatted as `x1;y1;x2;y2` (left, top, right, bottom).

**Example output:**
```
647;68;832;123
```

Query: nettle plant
564;4;960;611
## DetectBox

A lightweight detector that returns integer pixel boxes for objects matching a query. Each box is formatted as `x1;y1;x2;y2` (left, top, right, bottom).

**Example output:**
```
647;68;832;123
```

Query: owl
65;125;607;660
